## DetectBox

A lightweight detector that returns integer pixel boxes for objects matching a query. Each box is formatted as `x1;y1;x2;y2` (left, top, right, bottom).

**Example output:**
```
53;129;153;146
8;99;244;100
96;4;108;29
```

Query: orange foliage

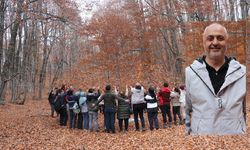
183;21;247;67
54;2;247;91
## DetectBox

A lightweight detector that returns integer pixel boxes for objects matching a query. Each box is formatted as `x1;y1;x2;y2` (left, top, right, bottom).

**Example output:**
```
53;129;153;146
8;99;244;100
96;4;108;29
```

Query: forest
0;0;249;103
0;0;249;149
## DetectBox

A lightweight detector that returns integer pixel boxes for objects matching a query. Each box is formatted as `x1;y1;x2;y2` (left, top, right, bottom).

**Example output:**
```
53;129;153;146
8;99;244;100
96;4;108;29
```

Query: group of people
48;82;186;133
48;22;247;135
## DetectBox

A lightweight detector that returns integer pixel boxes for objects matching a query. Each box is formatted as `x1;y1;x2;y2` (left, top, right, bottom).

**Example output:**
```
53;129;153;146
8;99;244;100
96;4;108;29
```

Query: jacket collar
190;60;215;95
190;56;245;96
220;59;245;92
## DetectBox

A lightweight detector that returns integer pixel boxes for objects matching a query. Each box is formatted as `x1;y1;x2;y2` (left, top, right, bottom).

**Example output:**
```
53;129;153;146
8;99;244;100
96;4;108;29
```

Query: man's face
203;25;228;60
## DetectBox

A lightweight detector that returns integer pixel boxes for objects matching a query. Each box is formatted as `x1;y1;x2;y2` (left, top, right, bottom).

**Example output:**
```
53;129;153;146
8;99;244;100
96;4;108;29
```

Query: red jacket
157;87;171;106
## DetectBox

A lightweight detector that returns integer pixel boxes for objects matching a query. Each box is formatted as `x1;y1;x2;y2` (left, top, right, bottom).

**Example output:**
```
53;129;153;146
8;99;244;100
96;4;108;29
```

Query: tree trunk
38;19;49;100
240;0;249;19
213;0;220;20
228;0;235;20
31;20;39;100
160;0;182;78
19;13;30;104
51;23;66;86
0;0;5;103
11;24;23;102
0;0;24;102
0;0;5;77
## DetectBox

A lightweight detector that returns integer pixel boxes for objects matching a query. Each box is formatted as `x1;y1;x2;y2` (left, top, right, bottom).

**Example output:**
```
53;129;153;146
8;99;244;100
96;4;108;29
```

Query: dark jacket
54;92;67;112
97;91;126;108
48;91;56;105
67;95;76;109
86;92;100;112
117;95;130;119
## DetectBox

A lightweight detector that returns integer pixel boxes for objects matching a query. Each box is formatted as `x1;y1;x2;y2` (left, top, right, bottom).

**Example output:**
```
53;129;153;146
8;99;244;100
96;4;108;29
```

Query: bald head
202;23;228;63
203;23;228;40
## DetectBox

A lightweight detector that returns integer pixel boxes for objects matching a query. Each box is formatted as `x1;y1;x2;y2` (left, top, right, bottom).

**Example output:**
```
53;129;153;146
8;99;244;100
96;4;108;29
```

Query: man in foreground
185;23;246;135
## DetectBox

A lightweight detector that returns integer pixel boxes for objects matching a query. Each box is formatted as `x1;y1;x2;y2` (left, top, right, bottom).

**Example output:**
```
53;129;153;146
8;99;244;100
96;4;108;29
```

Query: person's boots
168;122;172;128
180;120;184;125
119;124;123;132
183;119;186;125
163;123;167;129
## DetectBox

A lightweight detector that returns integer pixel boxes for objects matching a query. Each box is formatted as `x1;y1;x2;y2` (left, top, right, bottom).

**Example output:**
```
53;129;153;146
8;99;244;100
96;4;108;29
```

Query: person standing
97;85;127;133
48;87;58;117
116;86;130;132
185;23;246;135
66;89;77;129
145;87;159;131
75;89;88;130
55;89;68;126
86;88;101;132
170;87;182;125
157;82;172;128
130;83;146;131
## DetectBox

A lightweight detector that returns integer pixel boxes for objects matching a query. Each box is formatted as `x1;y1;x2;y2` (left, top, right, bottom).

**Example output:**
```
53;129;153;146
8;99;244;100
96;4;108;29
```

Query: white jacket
170;91;181;107
185;58;246;135
179;89;186;105
131;87;145;104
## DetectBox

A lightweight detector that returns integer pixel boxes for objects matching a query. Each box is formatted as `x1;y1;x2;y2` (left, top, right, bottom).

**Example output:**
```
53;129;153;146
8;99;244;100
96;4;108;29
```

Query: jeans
88;111;98;131
69;109;76;128
103;106;106;130
133;103;145;130
147;111;159;130
82;112;89;130
159;104;172;123
104;107;116;133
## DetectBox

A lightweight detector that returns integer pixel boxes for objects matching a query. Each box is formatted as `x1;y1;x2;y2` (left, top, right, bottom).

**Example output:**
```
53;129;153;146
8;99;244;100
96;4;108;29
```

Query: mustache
209;44;222;49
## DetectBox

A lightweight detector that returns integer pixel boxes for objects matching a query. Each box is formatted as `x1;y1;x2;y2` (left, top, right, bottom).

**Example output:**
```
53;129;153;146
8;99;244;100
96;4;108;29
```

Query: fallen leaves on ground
0;98;250;150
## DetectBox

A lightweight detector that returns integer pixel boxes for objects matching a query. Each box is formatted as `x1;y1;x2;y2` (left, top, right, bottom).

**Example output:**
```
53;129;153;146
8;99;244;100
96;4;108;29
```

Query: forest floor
0;94;250;150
